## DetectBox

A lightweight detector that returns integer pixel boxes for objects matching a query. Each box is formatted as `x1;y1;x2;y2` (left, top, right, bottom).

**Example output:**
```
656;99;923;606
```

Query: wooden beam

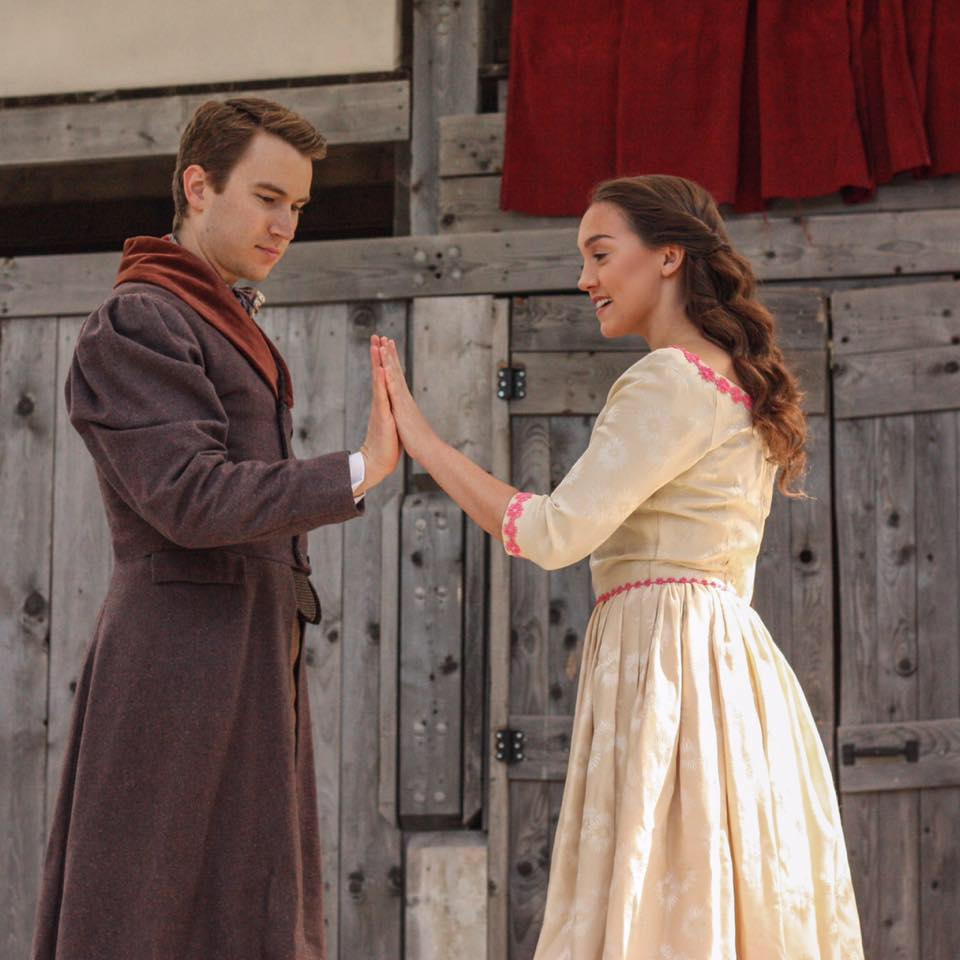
5;209;960;317
410;0;480;233
833;279;960;355
0;81;410;167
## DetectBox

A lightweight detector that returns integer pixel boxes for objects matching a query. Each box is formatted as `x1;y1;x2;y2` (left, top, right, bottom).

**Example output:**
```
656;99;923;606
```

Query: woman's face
576;201;680;339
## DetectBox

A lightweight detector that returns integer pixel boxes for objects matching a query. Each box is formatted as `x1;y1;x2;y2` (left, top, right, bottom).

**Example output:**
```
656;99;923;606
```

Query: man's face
186;130;313;284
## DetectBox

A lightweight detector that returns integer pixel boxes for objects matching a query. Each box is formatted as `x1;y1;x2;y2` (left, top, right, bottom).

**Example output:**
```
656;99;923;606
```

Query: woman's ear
661;245;685;278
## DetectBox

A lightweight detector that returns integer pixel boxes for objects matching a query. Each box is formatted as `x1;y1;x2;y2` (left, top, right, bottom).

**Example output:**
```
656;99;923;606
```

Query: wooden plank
752;487;794;662
508;780;550;960
916;410;960;959
439;113;507;176
486;299;511;960
833;344;960;419
338;301;405;959
46;318;115;829
379;494;401;829
0;317;57;956
410;0;479;233
837;718;960;792
512;350;826;416
833;279;960;355
6;210;960;316
843;791;920;960
786;415;834;729
461;519;486;826
0;81;410;167
440;176;574;233
399;492;464;824
504;715;574;782
546;417;593;718
411;295;496;474
259;304;349;956
509;417;550;716
851;415;920;956
512;288;828;352
405;833;487;960
836;418;878;729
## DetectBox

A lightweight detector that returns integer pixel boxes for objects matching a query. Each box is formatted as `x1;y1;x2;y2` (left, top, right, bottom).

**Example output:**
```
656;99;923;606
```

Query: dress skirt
531;580;865;960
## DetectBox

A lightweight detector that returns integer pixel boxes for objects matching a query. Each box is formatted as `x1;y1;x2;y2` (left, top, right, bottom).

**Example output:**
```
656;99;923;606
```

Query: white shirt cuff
349;451;365;502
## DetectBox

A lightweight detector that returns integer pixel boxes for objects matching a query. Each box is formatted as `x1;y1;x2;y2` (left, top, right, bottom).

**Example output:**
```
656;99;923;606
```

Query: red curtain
500;0;960;215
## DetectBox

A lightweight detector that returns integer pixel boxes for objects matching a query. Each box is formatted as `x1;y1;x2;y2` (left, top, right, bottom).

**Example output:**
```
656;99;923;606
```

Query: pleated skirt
532;580;865;960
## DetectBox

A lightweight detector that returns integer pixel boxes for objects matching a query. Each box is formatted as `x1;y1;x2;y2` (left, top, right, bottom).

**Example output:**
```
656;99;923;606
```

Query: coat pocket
150;548;247;585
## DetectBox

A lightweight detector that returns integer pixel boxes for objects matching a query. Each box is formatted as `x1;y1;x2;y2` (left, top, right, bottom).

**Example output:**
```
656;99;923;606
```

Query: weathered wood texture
379;494;402;828
46;319;115;829
0;318;57;959
410;0;480;234
0;81;410;167
411;296;497;473
399;493;464;824
405;832;487;960
259;304;349;956
6;211;960;317
339;302;406;959
486;298;512;960
834;291;960;960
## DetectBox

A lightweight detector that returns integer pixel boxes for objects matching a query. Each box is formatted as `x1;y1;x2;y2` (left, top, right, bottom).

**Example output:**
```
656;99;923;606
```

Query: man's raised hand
356;335;401;495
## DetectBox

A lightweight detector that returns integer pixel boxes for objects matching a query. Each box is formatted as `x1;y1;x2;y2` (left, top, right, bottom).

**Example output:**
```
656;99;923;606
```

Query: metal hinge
841;739;919;766
497;365;526;401
494;727;525;764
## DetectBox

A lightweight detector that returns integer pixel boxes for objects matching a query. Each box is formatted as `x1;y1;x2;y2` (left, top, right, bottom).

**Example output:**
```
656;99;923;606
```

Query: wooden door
832;280;960;960
487;289;834;959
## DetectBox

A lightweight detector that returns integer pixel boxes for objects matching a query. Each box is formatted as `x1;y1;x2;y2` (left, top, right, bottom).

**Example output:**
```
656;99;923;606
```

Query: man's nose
270;210;296;240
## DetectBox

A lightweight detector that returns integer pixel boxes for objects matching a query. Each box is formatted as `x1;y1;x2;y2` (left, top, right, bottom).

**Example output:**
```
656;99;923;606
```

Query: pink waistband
595;575;732;605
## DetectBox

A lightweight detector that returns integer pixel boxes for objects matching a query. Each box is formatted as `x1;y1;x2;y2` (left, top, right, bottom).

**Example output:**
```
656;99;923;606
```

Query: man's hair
171;97;327;231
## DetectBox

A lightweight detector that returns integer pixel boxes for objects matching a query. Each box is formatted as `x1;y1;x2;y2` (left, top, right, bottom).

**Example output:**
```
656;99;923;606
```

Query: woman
377;175;865;959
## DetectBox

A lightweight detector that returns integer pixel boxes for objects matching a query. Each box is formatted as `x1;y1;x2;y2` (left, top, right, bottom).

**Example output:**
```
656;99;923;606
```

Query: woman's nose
577;268;594;293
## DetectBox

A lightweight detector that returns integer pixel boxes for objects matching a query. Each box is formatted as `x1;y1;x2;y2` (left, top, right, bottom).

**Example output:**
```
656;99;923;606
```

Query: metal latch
497;366;526;401
841;739;919;766
495;728;525;764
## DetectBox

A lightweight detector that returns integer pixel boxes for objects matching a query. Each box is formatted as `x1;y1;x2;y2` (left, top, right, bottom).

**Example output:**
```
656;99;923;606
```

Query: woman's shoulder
618;345;754;413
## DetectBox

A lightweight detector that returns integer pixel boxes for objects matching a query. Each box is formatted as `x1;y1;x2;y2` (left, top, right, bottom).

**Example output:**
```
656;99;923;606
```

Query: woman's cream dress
500;346;864;960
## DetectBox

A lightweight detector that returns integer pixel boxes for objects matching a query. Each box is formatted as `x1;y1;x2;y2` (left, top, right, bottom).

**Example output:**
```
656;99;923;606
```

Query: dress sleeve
66;292;362;549
500;350;717;570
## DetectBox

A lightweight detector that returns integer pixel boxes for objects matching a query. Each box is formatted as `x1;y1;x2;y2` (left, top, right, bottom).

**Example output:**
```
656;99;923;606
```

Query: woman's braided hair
591;174;807;496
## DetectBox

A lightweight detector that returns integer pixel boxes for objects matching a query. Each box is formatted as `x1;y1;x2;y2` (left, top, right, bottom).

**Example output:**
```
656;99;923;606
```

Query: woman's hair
590;174;807;496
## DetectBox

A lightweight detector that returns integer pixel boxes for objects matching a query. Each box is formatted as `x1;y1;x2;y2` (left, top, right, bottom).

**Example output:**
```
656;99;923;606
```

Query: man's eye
257;195;275;203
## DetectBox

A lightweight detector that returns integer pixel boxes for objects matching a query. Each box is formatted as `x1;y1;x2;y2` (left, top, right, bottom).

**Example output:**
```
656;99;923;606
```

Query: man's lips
257;245;281;258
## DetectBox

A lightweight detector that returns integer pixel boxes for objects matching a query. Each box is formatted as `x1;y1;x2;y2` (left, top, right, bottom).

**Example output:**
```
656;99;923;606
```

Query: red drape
500;0;959;215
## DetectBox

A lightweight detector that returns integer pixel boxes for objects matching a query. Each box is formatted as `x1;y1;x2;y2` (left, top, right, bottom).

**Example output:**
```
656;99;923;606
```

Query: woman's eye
593;253;607;262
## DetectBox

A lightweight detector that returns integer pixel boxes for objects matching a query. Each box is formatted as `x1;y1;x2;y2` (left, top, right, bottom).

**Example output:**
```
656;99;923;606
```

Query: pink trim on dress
669;345;754;410
595;576;731;605
503;491;534;557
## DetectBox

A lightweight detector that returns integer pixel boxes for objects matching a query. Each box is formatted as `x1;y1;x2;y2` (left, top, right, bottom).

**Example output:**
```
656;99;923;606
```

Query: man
31;98;399;960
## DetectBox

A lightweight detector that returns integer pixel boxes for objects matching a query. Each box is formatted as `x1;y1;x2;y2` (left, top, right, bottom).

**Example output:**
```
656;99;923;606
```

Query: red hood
115;236;293;407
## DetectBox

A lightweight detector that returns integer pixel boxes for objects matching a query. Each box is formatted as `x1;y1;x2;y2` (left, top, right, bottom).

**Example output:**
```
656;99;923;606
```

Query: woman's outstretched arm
377;336;516;540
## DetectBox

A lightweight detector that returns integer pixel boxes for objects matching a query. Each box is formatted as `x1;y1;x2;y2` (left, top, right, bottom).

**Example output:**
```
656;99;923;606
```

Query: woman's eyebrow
584;233;615;246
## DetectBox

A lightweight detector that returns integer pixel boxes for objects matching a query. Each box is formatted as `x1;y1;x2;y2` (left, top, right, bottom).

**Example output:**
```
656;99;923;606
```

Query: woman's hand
377;336;440;465
357;335;401;495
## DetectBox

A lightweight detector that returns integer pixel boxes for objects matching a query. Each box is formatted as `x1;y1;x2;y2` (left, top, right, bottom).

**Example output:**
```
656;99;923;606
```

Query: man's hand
356;335;401;496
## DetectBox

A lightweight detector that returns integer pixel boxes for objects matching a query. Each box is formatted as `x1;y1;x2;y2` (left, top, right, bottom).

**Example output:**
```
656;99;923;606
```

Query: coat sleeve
66;291;363;549
499;351;718;570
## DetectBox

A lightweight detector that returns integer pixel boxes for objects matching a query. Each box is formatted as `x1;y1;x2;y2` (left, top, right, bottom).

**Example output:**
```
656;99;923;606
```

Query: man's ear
181;164;209;214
